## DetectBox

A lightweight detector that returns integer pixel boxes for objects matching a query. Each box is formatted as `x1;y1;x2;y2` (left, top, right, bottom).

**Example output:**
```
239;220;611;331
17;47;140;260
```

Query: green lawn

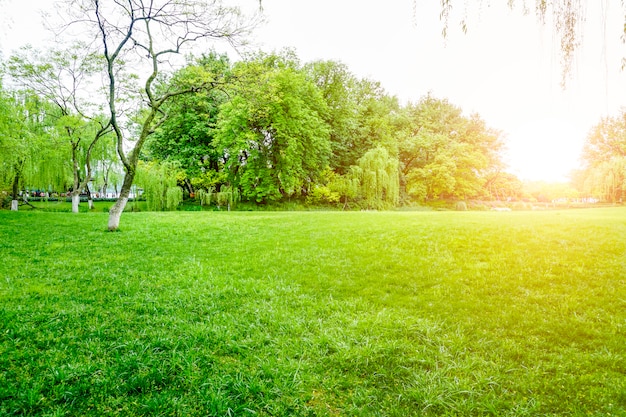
1;208;625;416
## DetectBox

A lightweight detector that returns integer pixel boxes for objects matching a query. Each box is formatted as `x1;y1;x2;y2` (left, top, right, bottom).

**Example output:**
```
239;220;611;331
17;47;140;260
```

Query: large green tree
214;53;331;202
145;53;232;194
305;60;400;174
399;95;503;201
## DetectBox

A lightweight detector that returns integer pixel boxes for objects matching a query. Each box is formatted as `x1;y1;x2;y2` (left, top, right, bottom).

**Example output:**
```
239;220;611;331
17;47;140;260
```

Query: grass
0;208;625;416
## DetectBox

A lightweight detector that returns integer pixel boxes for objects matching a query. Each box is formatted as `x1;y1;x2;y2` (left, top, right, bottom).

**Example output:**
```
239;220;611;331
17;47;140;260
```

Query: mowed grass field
0;208;625;416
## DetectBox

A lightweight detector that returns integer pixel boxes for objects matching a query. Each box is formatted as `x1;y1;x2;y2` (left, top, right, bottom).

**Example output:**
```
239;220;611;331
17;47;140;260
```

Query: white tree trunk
88;198;94;210
11;200;18;211
108;196;128;231
72;194;80;213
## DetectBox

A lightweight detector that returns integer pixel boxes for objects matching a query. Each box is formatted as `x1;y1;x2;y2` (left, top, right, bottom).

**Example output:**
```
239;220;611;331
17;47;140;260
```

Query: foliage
195;187;214;207
305;185;340;206
304;61;401;174
215;53;331;202
357;146;399;209
327;167;361;209
3;42;512;211
135;161;183;211
0;88;66;199
399;95;504;201
483;171;525;201
145;53;232;190
578;112;626;202
1;209;625;415
215;185;240;211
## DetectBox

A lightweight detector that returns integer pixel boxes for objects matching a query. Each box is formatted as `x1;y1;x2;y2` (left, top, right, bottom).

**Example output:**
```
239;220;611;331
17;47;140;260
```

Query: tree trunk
11;167;21;211
86;185;94;210
11;164;22;205
107;170;135;231
71;192;80;213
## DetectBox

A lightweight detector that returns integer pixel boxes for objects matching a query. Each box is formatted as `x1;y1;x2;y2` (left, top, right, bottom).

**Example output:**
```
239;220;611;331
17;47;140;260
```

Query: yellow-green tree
580;113;626;202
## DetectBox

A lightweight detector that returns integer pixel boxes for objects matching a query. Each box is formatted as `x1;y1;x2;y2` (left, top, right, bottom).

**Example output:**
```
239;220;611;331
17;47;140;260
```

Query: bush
306;186;340;206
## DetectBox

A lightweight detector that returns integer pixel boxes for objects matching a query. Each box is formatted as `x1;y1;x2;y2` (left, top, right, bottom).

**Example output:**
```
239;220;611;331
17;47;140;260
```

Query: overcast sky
3;0;626;182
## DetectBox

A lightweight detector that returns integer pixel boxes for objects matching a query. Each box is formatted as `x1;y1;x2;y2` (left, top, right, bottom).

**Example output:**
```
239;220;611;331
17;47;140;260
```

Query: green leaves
580;112;626;202
135;161;183;211
399;95;504;201
3;42;511;209
215;54;331;202
357;147;399;209
146;54;231;185
0;89;69;198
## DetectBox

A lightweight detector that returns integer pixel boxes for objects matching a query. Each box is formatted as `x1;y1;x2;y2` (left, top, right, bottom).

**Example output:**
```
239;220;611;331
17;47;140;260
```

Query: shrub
306;186;340;206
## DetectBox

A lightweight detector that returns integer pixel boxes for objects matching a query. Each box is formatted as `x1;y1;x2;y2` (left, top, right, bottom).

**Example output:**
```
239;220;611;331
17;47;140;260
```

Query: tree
399;95;504;201
214;53;331;202
357;146;399;209
135;160;183;211
482;170;524;201
7;44;113;213
58;0;255;230
145;53;232;195
305;60;401;174
579;112;626;202
0;89;61;210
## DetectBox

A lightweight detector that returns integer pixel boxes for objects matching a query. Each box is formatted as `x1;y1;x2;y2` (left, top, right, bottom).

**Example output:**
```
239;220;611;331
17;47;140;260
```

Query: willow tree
57;0;256;230
436;0;623;85
357;147;399;209
135;160;183;211
8;44;112;213
0;90;63;211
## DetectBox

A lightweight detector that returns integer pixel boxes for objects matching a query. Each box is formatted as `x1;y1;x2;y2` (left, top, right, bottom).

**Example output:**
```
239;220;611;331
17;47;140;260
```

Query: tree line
0;48;516;211
1;1;624;231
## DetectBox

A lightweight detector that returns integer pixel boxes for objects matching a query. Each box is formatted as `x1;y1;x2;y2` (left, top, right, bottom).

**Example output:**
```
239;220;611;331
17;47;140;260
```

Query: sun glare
505;117;584;182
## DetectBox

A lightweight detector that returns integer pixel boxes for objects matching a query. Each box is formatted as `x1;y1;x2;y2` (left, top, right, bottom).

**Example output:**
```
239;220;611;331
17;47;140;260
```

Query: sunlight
505;117;584;182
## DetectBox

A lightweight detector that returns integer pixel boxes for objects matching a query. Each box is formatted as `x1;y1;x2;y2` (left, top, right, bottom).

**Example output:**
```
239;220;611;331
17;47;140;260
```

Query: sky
2;0;626;182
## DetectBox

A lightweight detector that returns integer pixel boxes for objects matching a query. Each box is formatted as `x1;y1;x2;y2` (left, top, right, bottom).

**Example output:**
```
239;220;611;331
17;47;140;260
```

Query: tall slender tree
58;0;255;230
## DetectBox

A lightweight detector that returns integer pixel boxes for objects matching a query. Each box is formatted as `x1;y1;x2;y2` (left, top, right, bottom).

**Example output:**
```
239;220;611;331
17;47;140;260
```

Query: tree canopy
1;44;512;211
4;2;546;213
579;112;626;202
214;53;331;202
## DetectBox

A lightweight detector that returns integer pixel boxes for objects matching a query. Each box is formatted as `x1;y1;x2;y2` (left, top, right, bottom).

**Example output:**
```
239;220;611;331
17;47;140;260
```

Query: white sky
2;0;626;182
